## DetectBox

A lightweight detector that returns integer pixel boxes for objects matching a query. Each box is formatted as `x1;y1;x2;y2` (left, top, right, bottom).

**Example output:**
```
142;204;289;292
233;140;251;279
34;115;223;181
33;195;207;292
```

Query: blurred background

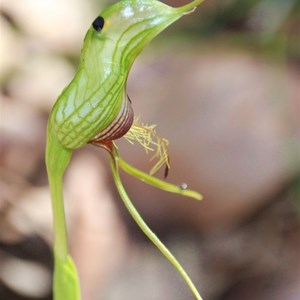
0;0;299;299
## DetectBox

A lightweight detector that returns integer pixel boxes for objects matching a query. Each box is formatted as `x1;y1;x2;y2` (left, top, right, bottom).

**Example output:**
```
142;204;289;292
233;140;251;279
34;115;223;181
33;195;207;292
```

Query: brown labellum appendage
90;96;134;144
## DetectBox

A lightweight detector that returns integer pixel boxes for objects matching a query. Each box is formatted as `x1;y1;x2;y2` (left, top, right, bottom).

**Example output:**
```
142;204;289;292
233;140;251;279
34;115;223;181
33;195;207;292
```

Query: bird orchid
46;0;205;299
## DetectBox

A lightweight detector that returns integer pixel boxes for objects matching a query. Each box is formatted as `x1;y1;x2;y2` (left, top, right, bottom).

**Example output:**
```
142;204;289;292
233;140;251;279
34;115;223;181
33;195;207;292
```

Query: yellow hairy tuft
124;116;170;175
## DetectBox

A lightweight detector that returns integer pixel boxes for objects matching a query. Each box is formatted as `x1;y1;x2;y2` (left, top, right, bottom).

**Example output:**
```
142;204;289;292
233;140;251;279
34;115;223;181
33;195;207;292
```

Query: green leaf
54;255;81;300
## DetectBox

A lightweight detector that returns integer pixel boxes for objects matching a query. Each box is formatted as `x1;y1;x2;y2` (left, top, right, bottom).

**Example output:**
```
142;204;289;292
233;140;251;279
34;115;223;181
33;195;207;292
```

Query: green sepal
110;152;203;300
110;145;203;201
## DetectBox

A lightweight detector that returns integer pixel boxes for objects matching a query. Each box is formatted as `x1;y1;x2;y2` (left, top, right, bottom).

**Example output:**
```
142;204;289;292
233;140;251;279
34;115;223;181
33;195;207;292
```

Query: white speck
180;183;188;190
122;6;134;18
150;17;164;26
103;66;111;79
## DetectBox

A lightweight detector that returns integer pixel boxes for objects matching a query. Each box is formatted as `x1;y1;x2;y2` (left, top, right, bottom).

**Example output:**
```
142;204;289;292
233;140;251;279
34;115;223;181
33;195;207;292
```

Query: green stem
110;155;203;300
46;130;81;300
48;174;69;260
46;132;72;260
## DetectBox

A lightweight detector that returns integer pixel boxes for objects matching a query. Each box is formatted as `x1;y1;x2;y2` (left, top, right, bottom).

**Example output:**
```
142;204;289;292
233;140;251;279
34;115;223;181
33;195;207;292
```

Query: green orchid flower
46;1;205;299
